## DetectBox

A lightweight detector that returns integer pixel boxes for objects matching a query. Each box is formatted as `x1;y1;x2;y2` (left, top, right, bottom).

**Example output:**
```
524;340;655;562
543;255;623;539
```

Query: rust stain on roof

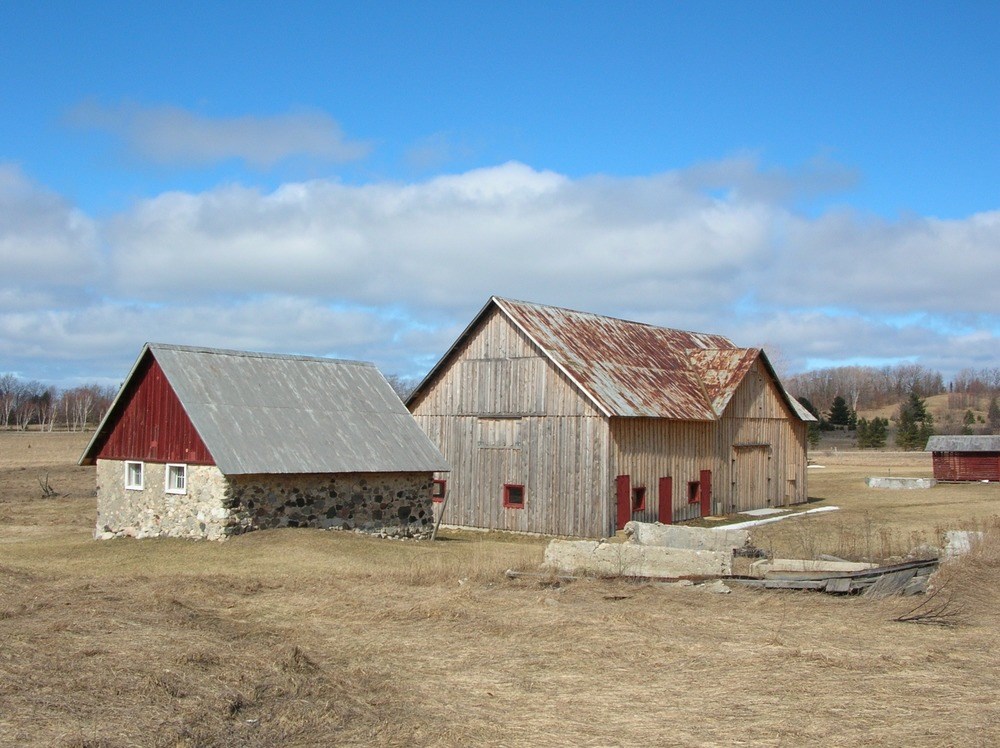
498;297;743;420
409;296;815;423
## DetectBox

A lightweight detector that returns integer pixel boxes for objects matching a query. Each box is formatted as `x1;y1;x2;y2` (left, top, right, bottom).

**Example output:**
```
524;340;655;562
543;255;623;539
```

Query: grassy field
2;432;1000;746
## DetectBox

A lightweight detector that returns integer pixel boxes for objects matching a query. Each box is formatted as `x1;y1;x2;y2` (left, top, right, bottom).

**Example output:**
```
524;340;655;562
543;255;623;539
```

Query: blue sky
1;1;998;386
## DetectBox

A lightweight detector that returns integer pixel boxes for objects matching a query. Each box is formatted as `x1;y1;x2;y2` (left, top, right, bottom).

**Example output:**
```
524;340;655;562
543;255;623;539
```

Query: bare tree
0;373;19;429
383;374;419;402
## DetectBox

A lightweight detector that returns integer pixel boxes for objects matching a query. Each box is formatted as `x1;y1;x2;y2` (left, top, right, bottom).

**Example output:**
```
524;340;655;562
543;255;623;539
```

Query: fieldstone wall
96;460;230;540
226;472;434;538
95;460;434;540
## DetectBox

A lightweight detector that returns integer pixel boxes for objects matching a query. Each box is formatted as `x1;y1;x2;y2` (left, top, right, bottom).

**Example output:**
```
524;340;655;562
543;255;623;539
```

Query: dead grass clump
908;518;1000;627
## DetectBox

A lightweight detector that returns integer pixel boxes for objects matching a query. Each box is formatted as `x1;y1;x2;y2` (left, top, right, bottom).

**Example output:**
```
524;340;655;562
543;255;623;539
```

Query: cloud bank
68;101;371;167
1;158;998;385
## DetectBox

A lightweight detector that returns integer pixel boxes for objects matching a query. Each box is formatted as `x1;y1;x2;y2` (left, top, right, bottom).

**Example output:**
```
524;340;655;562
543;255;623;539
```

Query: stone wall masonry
96;460;436;541
226;471;435;539
96;460;230;540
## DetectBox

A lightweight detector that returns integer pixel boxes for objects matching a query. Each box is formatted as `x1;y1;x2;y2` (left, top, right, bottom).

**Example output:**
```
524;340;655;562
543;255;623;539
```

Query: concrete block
543;539;731;578
944;530;983;559
623;521;748;552
865;477;936;489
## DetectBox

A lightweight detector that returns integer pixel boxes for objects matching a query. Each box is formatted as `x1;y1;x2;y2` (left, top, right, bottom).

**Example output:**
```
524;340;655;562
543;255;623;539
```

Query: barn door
657;477;673;524
615;475;631;531
699;469;712;517
733;445;771;512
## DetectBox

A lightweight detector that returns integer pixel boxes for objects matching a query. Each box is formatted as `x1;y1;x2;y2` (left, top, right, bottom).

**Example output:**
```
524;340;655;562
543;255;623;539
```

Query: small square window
125;461;144;490
431;479;447;503
165;464;187;495
687;481;700;504
631;486;646;512
503;483;525;508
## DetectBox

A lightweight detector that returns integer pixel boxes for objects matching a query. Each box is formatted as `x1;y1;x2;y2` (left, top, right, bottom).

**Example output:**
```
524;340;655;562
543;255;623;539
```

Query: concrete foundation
623;521;748;552
865;477;936;489
543;539;731;578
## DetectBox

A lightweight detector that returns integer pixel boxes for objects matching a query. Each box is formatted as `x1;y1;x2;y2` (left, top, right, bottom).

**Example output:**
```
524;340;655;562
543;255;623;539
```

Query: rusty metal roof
82;344;450;475
410;297;815;422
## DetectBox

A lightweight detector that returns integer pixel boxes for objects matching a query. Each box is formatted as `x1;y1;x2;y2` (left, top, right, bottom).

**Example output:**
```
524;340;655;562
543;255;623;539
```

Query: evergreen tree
856;417;870;447
989;397;1000;435
856;417;888;449
869;417;888;448
961;409;976;435
895;391;934;450
828;395;853;427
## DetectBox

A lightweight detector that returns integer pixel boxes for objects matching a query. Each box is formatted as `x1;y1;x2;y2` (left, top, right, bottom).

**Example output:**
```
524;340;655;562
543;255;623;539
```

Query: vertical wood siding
94;356;214;465
411;311;808;536
932;452;1000;481
411;309;608;536
610;418;715;525
713;360;808;512
611;360;808;523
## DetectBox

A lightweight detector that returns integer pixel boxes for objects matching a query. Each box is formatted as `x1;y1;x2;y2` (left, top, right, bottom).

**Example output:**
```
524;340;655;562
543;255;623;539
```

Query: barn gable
89;352;214;465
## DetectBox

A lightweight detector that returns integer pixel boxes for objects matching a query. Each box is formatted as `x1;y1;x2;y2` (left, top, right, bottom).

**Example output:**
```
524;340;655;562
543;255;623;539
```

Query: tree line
797;388;999;451
0;374;117;432
786;363;1000;413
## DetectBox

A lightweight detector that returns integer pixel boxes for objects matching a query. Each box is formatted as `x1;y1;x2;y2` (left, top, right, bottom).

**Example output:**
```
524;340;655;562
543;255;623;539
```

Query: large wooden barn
408;297;815;538
80;343;449;540
926;435;1000;482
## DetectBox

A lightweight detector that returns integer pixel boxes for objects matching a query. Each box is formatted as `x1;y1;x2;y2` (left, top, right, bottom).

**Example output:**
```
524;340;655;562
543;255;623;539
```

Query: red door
657;477;673;524
699;469;712;517
615;475;631;531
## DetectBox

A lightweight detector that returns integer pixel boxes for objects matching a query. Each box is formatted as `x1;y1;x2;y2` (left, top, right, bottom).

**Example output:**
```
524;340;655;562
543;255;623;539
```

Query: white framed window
165;463;187;495
125;461;144;490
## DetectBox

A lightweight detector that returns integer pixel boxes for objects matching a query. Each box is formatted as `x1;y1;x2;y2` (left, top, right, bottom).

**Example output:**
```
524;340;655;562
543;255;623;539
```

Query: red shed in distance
926;435;1000;482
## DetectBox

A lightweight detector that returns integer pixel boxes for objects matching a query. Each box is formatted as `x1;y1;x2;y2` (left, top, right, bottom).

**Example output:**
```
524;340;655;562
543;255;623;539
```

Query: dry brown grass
2;432;1000;746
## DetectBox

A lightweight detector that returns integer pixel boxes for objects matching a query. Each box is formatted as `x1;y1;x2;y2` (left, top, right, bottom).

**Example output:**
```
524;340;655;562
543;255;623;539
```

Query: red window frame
687;481;701;504
503;483;525;508
631;486;646;512
431;479;447;503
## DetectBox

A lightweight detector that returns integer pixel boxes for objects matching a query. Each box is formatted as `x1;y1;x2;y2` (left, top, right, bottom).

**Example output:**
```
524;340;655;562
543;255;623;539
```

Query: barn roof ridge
490;295;738;343
146;342;371;368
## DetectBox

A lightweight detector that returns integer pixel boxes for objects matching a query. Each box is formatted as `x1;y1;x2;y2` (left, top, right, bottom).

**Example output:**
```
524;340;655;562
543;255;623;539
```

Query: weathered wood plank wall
714;360;808;512
411;309;610;537
609;418;714;524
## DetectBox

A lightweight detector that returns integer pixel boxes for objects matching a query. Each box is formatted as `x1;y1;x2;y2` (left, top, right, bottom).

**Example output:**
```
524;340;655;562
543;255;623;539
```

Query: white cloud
0;165;101;309
68;101;371;168
2;158;999;384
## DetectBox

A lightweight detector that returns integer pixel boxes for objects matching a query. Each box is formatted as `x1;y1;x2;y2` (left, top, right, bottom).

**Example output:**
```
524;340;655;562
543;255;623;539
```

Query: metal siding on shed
93;357;214;465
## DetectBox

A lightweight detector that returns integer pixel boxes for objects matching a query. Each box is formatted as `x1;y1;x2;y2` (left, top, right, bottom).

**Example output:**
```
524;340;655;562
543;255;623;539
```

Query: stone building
408;297;815;538
80;344;449;540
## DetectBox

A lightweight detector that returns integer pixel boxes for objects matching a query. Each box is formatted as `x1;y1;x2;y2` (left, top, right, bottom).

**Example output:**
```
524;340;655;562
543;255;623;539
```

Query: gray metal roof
83;343;450;475
926;435;1000;452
